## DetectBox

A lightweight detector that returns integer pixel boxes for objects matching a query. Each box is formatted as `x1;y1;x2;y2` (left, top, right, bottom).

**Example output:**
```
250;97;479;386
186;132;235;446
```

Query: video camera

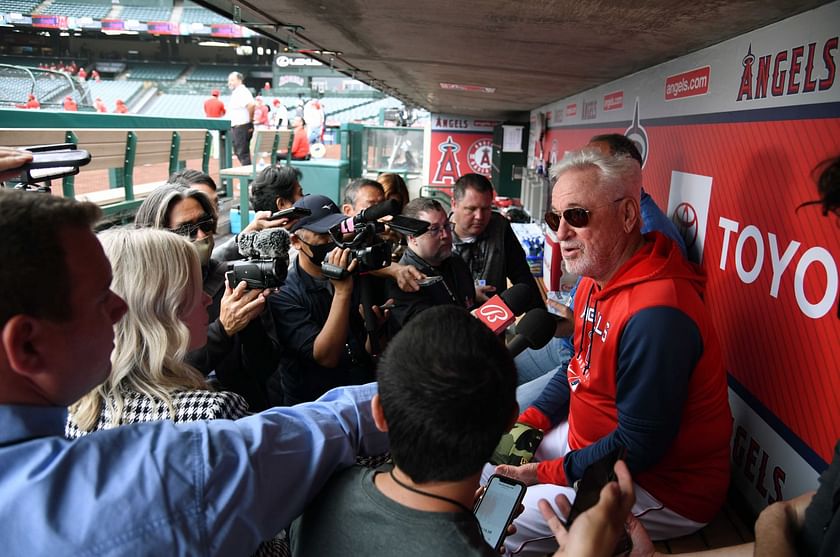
226;228;291;289
320;199;430;280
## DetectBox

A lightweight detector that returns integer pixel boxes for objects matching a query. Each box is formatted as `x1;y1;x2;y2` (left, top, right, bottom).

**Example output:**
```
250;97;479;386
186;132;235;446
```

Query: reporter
268;195;377;405
0;189;388;556
136;184;275;409
67;228;247;435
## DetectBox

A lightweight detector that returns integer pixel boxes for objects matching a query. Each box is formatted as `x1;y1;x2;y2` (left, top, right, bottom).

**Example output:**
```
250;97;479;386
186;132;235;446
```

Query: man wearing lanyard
227;71;255;165
388;197;476;328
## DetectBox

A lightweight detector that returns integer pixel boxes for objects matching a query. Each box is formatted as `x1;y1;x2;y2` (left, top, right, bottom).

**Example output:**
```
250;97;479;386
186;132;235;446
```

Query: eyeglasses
169;214;216;239
544;198;626;230
423;222;453;237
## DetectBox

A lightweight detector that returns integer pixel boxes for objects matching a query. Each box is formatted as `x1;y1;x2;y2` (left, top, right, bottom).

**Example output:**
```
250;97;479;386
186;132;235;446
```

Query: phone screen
474;475;526;550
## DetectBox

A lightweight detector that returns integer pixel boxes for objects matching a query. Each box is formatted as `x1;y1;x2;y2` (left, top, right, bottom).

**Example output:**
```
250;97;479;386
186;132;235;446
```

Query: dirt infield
58;157;236;198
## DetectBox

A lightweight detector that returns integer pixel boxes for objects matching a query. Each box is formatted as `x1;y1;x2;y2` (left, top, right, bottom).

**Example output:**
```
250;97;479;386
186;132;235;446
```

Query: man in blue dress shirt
0;180;387;556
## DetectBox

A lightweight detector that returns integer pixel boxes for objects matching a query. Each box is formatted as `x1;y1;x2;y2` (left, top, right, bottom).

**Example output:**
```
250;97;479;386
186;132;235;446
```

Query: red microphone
472;294;517;334
470;283;533;335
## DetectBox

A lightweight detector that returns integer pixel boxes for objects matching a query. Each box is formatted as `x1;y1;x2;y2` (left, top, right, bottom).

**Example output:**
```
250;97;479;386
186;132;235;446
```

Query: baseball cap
211;89;220;96
289;194;345;233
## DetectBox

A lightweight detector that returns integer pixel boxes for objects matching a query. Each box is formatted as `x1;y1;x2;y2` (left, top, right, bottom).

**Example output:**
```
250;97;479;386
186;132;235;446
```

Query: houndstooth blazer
65;389;250;439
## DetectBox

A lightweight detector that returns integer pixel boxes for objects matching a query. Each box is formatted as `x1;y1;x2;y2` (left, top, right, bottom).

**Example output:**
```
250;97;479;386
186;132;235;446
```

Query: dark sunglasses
544;198;626;230
169;214;216;239
544;207;592;230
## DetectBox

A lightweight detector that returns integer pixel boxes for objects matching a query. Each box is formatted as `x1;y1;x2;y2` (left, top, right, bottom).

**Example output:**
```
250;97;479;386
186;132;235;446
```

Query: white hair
550;147;642;201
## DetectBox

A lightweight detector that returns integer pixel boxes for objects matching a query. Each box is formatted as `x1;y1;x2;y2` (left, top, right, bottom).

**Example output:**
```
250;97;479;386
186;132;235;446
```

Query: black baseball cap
289;194;345;233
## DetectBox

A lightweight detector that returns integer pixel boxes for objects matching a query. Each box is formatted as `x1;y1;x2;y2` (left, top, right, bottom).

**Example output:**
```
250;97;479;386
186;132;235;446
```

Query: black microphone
499;283;534;317
506;308;556;357
337;198;401;235
237;228;291;260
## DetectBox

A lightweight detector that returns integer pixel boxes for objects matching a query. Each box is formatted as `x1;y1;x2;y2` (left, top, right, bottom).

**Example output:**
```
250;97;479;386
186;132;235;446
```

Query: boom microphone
337;198;401;235
506;308;556;357
237;228;291;260
471;283;533;335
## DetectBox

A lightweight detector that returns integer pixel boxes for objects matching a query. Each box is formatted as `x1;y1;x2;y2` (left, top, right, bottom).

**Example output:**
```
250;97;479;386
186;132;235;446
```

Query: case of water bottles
511;222;545;278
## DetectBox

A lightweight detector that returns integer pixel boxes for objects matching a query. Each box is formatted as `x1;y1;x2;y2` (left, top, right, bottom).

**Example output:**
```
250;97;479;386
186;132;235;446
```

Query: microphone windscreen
237;230;259;258
515;308;556;350
360;198;400;222
499;283;534;316
252;228;291;260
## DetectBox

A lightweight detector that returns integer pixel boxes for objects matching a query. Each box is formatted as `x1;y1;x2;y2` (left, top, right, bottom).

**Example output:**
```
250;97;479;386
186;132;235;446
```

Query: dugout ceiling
193;0;831;119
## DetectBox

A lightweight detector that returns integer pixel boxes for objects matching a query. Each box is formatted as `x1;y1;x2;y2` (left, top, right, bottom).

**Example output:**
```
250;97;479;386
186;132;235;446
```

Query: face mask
193;236;215;267
304;240;336;266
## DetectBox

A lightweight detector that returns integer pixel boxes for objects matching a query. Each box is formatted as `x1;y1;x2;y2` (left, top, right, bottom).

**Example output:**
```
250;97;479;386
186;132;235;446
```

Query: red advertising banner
664;66;711;100
603;90;624;111
429;131;494;185
32;14;68;29
147;21;178;35
211;23;243;38
100;19;125;32
543;115;840;464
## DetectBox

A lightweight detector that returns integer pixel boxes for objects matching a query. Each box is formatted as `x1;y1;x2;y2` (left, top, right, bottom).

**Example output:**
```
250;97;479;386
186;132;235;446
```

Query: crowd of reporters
0;140;837;556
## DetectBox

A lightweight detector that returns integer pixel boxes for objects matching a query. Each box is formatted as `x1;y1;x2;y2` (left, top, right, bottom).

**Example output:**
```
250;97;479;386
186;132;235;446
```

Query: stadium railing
0;108;230;219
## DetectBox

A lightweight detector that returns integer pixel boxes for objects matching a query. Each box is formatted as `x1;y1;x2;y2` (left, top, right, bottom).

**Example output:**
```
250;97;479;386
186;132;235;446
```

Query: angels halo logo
467;138;493;175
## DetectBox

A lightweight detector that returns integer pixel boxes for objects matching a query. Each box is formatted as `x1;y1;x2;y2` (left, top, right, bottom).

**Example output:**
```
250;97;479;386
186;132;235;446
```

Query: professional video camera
226;228;291;289
320;199;430;280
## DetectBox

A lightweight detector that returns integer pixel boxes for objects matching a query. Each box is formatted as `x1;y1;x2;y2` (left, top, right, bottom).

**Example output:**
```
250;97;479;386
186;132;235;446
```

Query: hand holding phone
474;474;527;551
565;447;632;555
416;275;443;287
269;207;311;221
3;144;91;185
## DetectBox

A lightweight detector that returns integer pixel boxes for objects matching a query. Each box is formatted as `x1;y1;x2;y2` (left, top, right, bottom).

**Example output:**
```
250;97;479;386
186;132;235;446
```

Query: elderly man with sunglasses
492;148;732;556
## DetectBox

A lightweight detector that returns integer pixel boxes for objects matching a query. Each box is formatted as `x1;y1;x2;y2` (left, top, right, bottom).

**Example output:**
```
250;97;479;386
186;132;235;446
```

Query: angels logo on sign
467;138;493;175
432;136;463;184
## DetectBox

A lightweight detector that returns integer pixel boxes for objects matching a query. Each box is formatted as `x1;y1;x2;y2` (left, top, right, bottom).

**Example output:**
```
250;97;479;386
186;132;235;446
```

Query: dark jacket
452;211;541;311
185;258;278;411
268;258;374;406
388;248;476;328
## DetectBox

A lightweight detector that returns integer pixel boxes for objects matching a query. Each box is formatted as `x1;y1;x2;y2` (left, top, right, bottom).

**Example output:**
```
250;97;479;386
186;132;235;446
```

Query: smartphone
474;474;527;551
565;446;626;528
13;144;91;184
269;207;311;220
416;275;443;287
387;214;430;236
22;148;91;169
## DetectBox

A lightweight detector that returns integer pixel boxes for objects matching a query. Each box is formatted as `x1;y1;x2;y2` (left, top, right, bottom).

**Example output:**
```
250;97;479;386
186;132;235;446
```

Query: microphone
336;198;401;235
237;228;291;260
471;283;533;335
506;308;556;357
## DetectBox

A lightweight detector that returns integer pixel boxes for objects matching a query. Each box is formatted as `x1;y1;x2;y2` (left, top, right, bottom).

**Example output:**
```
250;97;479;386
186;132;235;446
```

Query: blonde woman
67;228;248;436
